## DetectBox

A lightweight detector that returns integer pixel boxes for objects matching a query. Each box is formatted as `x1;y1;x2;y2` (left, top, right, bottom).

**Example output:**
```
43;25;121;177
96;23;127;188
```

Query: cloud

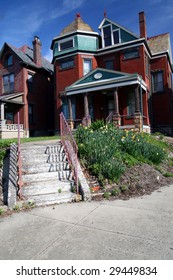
0;0;86;47
49;0;86;20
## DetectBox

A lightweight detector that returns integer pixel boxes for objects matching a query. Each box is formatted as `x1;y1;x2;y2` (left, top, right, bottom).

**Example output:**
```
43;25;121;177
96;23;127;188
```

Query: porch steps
20;140;76;206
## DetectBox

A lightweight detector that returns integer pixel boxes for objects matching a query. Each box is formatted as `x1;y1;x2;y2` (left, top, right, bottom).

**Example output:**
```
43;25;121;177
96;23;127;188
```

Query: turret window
59;39;74;51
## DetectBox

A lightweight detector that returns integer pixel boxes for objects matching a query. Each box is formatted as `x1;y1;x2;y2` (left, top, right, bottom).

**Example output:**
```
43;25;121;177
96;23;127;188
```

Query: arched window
4;54;13;66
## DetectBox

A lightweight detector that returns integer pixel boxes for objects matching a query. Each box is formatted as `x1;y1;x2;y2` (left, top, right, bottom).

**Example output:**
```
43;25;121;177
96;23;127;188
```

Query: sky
1;0;173;62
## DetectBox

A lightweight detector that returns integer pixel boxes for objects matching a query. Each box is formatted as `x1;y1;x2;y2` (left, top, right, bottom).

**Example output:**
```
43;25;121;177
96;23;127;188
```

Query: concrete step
23;192;77;206
22;180;72;196
22;162;71;174
22;171;65;184
21;154;68;164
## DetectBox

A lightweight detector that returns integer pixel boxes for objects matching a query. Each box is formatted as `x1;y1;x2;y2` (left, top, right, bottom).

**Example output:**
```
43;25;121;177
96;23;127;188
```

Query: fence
60;112;79;194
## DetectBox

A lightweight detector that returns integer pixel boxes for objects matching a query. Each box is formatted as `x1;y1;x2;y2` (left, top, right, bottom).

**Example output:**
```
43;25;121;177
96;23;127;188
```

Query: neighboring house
51;12;173;135
0;36;54;138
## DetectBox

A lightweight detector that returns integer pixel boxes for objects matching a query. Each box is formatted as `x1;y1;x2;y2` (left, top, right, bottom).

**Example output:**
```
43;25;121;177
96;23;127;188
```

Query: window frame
127;91;136;116
3;73;14;93
83;59;92;76
102;24;121;48
59;59;75;70
4;54;13;67
151;71;164;93
58;37;74;51
123;47;140;60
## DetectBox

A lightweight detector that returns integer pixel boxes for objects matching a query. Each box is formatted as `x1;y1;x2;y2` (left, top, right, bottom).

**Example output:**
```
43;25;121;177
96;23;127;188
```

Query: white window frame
83;59;92;76
101;24;121;48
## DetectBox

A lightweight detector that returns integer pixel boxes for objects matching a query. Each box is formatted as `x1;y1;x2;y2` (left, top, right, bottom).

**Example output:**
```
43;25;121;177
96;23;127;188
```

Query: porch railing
81;115;91;127
60;112;79;194
106;112;113;123
0;123;23;131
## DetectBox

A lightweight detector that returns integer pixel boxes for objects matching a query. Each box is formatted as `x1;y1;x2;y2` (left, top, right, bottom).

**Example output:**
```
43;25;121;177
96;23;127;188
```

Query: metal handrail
17;112;23;198
60;112;79;194
106;112;113;123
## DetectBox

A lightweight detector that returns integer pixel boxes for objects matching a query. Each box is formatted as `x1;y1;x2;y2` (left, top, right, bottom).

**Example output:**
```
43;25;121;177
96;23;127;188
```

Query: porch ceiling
65;68;147;96
0;92;24;105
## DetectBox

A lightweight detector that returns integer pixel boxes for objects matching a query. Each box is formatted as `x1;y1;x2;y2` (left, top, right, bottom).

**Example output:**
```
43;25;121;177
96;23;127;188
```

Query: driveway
0;185;173;260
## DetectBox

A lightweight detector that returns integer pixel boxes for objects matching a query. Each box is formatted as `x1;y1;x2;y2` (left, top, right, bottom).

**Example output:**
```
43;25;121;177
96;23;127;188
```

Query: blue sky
1;0;173;61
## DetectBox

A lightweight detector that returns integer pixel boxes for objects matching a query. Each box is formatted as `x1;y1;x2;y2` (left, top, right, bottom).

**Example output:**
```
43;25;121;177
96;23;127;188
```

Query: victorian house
0;36;54;138
51;12;173;135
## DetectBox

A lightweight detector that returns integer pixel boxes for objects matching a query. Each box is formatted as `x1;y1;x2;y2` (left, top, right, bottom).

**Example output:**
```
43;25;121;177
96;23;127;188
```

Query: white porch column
0;103;6;125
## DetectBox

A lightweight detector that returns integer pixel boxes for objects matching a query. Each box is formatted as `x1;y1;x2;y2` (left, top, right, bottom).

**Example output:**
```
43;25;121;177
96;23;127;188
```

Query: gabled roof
0;92;24;105
66;68;147;95
0;43;54;73
98;17;139;40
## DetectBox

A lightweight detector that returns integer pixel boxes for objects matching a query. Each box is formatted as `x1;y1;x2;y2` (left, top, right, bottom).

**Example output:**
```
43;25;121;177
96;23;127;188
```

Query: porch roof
0;92;24;105
65;68;147;95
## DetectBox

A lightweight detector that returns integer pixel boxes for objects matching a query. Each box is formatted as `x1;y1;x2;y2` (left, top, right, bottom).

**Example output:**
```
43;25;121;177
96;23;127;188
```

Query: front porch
0;122;24;139
0;93;26;139
62;68;150;133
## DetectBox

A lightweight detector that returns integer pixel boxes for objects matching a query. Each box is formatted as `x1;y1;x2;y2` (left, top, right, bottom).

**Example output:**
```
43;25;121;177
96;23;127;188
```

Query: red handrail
60;112;79;194
17;112;23;198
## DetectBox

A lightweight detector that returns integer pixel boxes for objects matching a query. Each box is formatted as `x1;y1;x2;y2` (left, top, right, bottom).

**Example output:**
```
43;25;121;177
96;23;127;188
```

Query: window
151;71;164;93
103;26;112;47
3;74;14;93
113;30;120;44
105;60;114;70
4;54;13;67
28;104;34;124
102;25;120;47
28;73;33;92
145;54;150;77
107;99;114;115
127;92;135;116
123;48;139;60
59;59;74;70
59;39;73;51
83;59;92;75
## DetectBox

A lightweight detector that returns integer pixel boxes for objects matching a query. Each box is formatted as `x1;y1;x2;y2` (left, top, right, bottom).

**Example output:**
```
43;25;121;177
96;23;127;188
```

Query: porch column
84;92;89;117
83;92;91;126
113;88;121;127
0;103;6;125
134;85;142;132
67;96;74;130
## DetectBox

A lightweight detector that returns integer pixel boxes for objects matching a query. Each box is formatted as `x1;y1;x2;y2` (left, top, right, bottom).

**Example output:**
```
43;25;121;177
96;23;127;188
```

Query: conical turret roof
60;13;94;36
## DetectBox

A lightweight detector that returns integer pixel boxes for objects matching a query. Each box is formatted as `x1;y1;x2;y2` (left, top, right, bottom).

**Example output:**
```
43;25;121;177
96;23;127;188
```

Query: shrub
75;122;167;185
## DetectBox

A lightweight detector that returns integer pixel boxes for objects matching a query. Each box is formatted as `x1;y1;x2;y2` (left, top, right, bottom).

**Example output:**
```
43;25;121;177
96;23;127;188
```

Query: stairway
20;140;76;206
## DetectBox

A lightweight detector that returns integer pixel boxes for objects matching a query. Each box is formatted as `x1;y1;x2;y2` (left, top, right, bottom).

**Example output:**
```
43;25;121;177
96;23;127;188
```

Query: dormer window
4;54;13;67
102;25;120;47
59;38;74;51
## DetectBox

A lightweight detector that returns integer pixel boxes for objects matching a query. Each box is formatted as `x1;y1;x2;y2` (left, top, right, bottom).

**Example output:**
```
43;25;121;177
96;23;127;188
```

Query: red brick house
51;12;173;135
0;36;54;138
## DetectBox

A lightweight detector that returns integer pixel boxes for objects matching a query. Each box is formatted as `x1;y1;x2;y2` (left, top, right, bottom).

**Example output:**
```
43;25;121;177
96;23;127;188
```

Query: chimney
32;36;42;67
139;12;147;39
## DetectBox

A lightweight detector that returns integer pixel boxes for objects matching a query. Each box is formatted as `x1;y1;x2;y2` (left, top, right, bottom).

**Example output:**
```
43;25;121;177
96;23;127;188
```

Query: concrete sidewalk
0;185;173;260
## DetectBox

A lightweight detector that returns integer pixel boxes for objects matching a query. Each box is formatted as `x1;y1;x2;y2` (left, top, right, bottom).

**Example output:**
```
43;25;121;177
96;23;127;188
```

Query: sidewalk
0;184;173;260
